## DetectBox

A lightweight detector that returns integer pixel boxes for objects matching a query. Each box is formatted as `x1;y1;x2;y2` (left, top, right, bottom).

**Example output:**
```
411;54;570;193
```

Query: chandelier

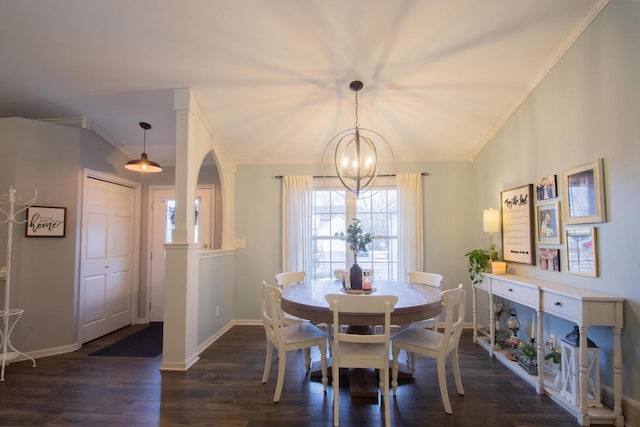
322;80;393;197
125;122;163;173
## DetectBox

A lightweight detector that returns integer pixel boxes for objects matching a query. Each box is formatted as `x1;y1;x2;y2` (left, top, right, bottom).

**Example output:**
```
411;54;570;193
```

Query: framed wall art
538;248;560;272
562;158;606;224
565;227;598;277
25;206;66;237
536;201;561;244
534;175;557;202
501;184;535;265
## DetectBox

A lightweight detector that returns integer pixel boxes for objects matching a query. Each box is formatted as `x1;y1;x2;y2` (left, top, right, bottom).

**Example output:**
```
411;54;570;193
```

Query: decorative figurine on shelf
507;308;520;339
505;308;521;361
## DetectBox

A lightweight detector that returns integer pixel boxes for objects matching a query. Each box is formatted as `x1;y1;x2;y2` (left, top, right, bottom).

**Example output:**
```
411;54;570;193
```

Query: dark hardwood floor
0;325;600;426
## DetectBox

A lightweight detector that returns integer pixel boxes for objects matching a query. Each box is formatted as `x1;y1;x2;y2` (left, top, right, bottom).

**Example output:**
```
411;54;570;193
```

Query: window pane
312;185;398;281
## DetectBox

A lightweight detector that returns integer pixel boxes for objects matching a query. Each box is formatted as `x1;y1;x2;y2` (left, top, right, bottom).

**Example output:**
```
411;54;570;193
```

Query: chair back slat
325;294;398;348
439;284;466;355
275;271;305;288
260;282;285;346
407;271;443;288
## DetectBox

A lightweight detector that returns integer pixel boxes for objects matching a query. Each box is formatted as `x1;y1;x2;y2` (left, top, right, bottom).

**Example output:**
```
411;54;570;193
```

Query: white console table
472;273;624;427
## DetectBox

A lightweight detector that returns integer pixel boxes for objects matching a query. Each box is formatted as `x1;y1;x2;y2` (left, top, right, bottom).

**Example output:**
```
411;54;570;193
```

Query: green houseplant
465;245;498;285
335;218;373;289
517;340;539;376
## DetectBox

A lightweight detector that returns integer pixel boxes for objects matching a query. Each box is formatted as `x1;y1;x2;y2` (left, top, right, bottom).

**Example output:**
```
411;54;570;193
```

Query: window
311;184;398;281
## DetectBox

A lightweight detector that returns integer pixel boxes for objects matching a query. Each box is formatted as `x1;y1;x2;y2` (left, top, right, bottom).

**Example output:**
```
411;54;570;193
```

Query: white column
160;242;201;371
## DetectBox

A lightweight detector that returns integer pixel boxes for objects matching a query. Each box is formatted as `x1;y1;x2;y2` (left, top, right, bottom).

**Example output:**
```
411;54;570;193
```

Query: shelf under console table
472;273;624;427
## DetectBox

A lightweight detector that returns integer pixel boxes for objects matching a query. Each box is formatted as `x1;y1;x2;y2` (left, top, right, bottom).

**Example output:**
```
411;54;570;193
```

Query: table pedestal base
310;360;413;403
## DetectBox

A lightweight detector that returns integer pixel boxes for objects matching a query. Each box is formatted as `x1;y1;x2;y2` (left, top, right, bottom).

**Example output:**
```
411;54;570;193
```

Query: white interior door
149;186;212;322
80;178;135;343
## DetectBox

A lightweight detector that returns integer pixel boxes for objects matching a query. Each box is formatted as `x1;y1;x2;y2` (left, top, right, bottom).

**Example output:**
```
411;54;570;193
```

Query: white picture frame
562;158;606;224
565;227;598;277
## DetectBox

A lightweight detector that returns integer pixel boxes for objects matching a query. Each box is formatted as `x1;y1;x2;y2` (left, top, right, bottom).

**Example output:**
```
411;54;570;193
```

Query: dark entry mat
89;323;163;357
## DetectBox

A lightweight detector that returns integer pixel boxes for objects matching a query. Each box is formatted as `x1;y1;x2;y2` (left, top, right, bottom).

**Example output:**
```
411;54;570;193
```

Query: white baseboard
8;343;81;362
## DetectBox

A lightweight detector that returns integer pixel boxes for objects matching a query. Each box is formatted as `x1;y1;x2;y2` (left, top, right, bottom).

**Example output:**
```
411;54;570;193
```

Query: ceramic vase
350;264;363;290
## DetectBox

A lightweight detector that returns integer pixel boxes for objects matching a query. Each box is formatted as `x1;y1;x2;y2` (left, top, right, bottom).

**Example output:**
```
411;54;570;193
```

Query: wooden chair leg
332;362;340;426
261;341;273;384
273;349;286;403
451;348;464;395
382;362;391;427
437;357;452;414
320;342;328;392
391;346;400;395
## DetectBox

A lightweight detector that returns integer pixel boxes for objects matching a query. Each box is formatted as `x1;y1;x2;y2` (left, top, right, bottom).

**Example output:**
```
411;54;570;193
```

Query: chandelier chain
353;91;359;129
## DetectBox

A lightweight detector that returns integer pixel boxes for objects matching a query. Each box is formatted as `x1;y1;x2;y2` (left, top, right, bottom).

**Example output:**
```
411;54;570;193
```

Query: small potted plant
517;340;538;376
335;218;373;290
465;245;498;285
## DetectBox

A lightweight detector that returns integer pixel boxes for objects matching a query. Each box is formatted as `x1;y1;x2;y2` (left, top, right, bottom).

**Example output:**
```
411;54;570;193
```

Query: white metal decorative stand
0;187;38;381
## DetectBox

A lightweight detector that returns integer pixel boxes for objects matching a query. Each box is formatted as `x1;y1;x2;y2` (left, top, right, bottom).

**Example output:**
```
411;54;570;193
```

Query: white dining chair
391;284;466;414
274;272;307;326
260;282;327;403
326;293;398;427
407;271;443;331
333;269;349;280
405;271;444;372
275;271;306;288
333;268;374;279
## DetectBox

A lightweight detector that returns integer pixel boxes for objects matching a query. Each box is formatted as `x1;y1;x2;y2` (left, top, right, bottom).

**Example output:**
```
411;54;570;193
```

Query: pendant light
125;122;162;173
321;80;394;198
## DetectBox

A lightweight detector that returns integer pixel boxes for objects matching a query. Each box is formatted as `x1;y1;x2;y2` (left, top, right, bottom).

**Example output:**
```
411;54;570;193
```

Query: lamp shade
125;122;163;173
125;153;163;173
483;209;500;233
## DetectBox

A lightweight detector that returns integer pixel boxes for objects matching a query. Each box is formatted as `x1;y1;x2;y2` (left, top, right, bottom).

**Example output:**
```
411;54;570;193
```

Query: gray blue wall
472;0;639;400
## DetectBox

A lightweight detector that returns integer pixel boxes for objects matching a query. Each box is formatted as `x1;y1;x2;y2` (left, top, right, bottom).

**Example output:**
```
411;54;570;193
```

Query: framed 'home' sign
25;206;66;237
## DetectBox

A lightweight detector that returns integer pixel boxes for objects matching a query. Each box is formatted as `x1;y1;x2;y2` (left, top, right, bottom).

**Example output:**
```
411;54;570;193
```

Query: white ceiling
0;0;607;166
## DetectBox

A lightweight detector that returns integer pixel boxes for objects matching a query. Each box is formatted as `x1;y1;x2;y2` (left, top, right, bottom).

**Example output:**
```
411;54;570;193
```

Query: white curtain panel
396;173;423;280
281;176;313;273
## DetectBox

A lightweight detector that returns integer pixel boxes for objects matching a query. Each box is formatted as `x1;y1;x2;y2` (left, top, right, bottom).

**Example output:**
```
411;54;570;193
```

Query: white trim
199;249;235;259
159;354;200;372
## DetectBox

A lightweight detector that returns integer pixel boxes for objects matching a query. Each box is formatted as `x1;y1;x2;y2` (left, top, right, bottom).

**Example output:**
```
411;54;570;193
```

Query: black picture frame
25;206;66;237
500;184;535;265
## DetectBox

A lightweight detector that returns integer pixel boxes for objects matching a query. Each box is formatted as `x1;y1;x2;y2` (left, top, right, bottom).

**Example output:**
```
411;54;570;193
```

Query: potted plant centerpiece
335;218;373;290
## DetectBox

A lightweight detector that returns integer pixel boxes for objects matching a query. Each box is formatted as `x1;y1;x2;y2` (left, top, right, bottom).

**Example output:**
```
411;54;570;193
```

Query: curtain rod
272;172;430;179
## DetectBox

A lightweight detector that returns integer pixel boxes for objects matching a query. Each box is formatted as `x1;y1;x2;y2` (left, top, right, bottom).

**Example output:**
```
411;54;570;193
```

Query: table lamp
483;208;500;251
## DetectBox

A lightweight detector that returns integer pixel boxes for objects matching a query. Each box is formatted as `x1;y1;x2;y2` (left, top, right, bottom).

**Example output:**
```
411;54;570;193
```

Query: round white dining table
280;279;443;326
